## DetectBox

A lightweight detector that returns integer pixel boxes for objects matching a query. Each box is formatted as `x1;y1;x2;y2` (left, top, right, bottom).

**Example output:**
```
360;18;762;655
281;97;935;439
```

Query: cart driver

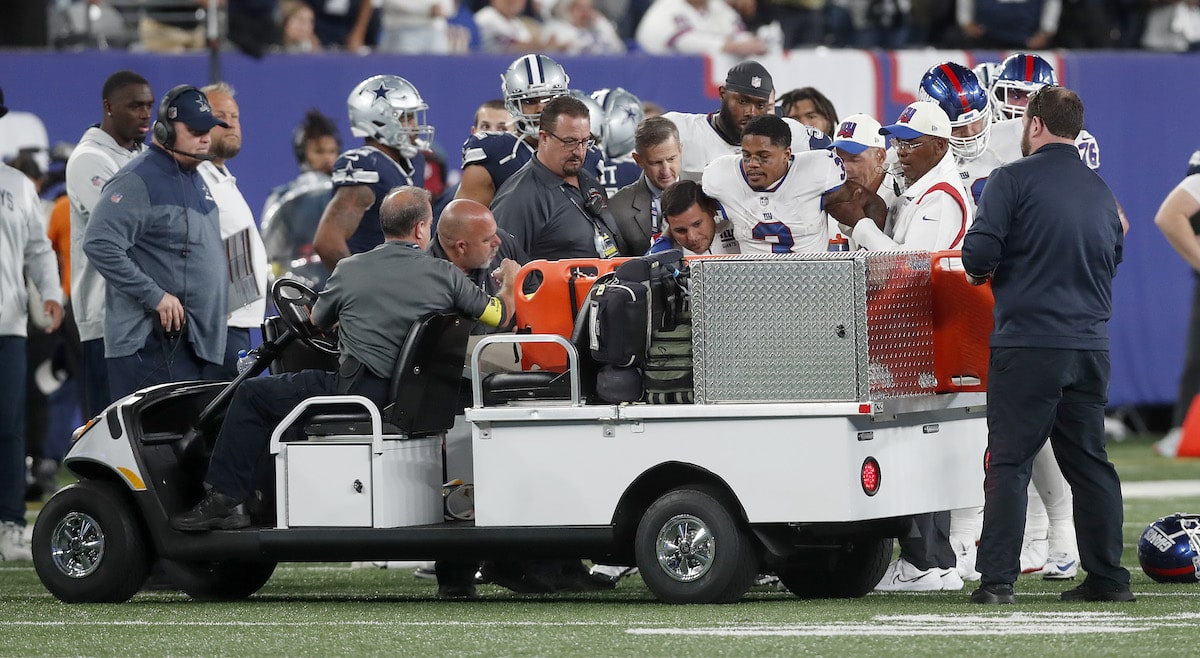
171;186;519;532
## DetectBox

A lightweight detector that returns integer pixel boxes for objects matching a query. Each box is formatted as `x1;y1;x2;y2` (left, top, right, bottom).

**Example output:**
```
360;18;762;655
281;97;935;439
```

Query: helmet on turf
1138;512;1200;583
347;75;433;160
592;87;644;159
993;53;1057;120
918;62;992;160
501;54;571;139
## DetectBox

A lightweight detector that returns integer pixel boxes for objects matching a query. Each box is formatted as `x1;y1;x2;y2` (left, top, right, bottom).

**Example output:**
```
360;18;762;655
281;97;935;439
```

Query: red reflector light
858;403;872;415
861;457;881;496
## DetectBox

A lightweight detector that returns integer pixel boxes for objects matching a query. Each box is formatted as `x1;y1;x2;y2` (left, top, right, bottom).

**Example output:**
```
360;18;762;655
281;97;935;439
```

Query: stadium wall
0;49;1194;409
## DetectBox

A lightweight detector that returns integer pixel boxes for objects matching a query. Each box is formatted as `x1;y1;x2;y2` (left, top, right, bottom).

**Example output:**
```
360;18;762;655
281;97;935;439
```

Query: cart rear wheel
634;487;758;604
777;536;893;598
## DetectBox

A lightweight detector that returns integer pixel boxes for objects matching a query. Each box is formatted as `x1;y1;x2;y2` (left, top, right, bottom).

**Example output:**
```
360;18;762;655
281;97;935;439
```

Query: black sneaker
970;583;1015;605
170;490;250;532
1060;583;1135;602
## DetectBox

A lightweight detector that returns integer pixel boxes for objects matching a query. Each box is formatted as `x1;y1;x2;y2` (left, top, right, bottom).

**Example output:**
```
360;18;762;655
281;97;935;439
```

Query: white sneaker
1040;551;1079;580
351;561;430;570
590;564;638;581
1019;538;1048;574
874;557;942;592
1154;428;1183;458
950;537;981;581
940;567;964;591
0;521;32;561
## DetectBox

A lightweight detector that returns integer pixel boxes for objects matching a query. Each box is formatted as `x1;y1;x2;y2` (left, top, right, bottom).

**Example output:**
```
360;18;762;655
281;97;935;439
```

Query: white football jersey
970;119;1101;204
665;111;831;181
702;150;847;255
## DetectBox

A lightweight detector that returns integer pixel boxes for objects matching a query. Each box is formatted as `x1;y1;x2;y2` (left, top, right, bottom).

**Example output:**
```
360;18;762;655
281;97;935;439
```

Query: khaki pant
138;17;205;52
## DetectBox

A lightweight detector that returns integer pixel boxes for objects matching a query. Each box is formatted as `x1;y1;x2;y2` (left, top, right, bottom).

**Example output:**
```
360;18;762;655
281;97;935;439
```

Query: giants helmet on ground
1138;512;1200;583
347;74;433;160
993;53;1057;120
501;54;570;139
918;62;992;160
592;87;644;159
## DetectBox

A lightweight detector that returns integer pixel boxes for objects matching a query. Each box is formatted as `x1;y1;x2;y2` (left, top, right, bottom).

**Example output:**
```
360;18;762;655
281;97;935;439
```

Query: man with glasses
491;95;629;260
665;61;832;182
963;86;1130;605
848;101;973;253
702;115;881;255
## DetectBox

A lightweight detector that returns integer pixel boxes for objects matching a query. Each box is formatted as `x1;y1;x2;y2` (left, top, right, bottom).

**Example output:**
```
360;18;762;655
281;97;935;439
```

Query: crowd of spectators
9;0;1199;54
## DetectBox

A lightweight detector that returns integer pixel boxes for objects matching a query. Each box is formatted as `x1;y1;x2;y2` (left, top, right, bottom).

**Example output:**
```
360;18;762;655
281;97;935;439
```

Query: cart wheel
163;559;277;601
634;486;758;604
32;480;151;603
777;536;893;598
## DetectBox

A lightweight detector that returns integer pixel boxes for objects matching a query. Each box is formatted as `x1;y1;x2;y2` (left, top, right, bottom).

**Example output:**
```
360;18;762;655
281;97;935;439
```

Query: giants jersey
332;145;424;255
702;150;846;254
461;131;605;193
965;118;1101;204
647;217;740;256
857;150;972;252
665;111;833;181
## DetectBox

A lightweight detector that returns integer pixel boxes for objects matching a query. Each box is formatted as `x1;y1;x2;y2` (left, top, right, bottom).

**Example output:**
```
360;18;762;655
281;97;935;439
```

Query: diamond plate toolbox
691;252;935;403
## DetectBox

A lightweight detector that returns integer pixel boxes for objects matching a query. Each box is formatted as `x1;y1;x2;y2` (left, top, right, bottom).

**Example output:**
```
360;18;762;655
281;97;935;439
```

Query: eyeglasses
1027;84;1058;121
890;138;933;154
545;132;596;151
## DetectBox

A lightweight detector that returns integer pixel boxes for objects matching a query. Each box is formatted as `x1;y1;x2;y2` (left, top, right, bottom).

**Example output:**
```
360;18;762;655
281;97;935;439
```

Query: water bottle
828;233;850;252
235;349;255;375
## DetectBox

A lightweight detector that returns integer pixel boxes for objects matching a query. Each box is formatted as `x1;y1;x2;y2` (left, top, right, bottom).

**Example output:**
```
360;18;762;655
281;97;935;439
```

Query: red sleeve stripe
919;181;969;249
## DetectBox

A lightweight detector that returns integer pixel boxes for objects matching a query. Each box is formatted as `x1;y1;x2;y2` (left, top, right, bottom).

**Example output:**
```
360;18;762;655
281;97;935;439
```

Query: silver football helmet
347;74;433;160
568;90;604;145
592;87;644;159
501;54;570;138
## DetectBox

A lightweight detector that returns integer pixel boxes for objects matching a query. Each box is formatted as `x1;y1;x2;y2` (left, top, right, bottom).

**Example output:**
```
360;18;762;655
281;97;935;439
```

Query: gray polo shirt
490;156;628;260
312;240;493;378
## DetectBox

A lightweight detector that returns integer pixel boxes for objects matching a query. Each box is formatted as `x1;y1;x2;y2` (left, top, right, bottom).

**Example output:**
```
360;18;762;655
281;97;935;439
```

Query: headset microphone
166;145;216;162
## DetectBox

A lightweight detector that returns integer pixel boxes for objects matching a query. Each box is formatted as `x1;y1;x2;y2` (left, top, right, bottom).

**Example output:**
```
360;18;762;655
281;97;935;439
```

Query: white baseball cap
832;113;886;154
880;101;952;140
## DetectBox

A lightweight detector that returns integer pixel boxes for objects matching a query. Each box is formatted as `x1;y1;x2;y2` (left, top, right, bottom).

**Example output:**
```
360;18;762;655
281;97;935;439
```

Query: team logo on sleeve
91;175;103;187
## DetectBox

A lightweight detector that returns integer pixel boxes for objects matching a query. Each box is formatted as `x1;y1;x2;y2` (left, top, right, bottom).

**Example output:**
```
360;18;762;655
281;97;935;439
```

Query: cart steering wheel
271;278;339;355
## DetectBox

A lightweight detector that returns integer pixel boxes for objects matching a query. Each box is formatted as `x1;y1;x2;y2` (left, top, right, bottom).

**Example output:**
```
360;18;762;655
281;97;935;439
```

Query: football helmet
347;75;433;160
568;89;604;146
1138;512;1200;583
971;62;1003;120
592;87;644;159
993;53;1057;120
501;54;570;138
918;62;992;160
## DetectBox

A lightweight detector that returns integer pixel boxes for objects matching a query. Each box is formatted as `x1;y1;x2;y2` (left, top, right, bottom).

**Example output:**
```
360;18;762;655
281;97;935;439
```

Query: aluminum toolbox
691;252;935;403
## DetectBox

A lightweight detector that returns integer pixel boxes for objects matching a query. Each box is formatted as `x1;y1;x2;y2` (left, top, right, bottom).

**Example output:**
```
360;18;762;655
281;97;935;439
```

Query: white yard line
1121;480;1200;499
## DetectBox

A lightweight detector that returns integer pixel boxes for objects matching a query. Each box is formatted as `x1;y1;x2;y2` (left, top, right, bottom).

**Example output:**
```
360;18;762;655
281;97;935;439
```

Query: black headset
152;84;199;149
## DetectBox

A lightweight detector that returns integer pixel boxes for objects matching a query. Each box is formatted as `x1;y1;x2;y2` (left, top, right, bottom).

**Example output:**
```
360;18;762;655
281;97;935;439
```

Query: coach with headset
84;85;230;400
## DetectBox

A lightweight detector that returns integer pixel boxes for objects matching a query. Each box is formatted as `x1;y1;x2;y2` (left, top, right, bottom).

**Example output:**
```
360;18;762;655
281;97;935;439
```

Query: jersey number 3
752;222;795;253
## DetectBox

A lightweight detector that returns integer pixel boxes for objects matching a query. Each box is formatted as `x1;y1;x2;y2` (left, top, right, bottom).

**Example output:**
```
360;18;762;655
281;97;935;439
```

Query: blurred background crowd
0;0;1198;56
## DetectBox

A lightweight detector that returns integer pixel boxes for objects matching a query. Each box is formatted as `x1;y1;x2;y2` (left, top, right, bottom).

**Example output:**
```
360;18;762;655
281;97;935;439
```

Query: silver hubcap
656;513;715;582
50;511;105;578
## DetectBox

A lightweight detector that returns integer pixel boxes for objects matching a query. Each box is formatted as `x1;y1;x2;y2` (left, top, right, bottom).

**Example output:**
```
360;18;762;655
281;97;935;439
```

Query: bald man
430;199;528;305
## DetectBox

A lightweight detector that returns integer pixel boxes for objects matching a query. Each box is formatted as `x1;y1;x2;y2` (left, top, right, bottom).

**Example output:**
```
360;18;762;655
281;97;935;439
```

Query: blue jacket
84;146;227;363
963;142;1123;350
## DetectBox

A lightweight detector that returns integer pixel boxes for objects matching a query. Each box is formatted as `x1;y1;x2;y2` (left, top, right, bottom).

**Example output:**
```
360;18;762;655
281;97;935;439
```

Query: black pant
976;347;1129;590
898;511;954;570
204;360;388;502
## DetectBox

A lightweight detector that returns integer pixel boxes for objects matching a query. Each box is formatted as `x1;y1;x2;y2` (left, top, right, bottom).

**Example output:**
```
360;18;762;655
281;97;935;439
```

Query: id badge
594;231;618;259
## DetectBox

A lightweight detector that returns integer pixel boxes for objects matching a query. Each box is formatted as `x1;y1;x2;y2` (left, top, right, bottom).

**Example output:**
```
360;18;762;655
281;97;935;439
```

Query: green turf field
3;434;1198;657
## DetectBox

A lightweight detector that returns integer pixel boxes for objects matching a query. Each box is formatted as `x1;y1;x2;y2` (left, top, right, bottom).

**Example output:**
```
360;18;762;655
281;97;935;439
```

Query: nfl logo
759;197;769;207
836;122;857;139
110;193;123;203
751;76;762;89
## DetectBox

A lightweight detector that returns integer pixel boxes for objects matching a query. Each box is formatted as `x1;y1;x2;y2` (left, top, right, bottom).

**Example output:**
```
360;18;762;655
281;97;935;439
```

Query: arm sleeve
957;0;974;26
310;271;343;329
65;150;118;219
21;178;63;305
82;175;164;311
490;186;542;257
447;265;502;326
1039;0;1061;33
962;168;1017;276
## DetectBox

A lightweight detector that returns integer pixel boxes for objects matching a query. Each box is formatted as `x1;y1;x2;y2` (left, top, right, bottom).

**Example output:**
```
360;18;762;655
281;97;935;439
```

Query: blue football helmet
918;62;992;160
1138;512;1200;583
993;53;1058;120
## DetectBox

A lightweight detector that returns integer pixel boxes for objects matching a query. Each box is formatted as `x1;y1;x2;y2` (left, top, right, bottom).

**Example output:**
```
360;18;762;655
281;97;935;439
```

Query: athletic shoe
413;566;438;580
1060;583;1135;602
589;564;638;581
753;573;780;588
169;490;250;532
940;568;964;591
874;557;942;592
970;583;1015;605
1153;428;1182;457
0;521;32;561
951;537;981;581
1040;552;1079;580
1019;538;1048;574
